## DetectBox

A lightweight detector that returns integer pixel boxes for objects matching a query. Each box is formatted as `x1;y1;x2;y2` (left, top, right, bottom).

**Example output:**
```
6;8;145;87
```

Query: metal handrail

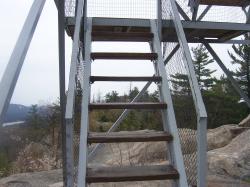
168;0;208;186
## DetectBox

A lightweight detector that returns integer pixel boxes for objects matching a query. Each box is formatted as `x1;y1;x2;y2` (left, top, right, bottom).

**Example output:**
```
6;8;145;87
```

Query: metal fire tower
0;0;250;186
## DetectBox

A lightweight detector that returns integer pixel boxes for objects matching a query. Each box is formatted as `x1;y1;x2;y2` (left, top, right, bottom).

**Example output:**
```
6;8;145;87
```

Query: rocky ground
1;115;250;186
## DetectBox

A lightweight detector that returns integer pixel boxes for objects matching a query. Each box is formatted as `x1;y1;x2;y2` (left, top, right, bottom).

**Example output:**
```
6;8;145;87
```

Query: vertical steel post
0;0;46;126
58;1;72;186
157;0;162;41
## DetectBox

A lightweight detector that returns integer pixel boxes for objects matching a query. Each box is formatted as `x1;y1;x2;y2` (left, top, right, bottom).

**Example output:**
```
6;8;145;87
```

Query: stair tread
90;76;162;82
91;52;158;60
88;131;173;143
86;165;179;183
92;31;154;42
89;102;167;110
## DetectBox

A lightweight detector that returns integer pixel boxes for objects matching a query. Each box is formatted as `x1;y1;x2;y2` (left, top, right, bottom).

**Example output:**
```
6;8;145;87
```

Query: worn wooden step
91;53;158;60
90;76;162;83
92;32;154;42
89;102;167;110
86;165;179;183
88;131;173;143
199;0;249;6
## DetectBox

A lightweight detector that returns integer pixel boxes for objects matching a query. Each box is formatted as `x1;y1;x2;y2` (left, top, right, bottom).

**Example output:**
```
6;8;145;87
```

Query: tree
26;105;43;128
105;91;119;102
228;34;250;98
171;73;191;95
171;44;216;94
26;105;47;142
192;44;216;90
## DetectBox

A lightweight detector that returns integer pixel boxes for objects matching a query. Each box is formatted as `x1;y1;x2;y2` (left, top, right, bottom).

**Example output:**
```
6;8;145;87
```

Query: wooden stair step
92;32;154;42
199;0;249;6
90;76;162;83
86;165;179;183
91;53;158;60
88;131;173;143
89;102;167;110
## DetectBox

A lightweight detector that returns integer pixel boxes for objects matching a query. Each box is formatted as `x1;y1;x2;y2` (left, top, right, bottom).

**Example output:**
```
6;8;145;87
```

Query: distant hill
4;104;30;123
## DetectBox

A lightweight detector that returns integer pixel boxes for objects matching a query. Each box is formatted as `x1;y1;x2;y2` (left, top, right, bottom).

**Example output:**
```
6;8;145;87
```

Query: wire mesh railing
65;0;76;17
175;0;247;23
65;0;247;23
65;0;156;19
163;42;198;185
162;0;208;185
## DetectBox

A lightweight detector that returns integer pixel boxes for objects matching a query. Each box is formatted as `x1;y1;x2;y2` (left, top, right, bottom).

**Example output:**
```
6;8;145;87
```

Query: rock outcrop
208;129;250;179
207;124;246;150
239;114;250;127
1;121;250;187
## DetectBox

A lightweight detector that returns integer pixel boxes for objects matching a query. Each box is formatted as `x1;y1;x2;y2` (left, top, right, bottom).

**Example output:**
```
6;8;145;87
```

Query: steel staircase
77;18;188;187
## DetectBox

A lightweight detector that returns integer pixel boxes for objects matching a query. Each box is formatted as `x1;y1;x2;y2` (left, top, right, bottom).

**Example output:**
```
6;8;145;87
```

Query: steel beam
191;0;200;21
246;6;250;23
164;44;180;64
0;0;46;126
157;0;162;40
203;43;250;108
199;39;250;45
57;0;69;186
64;0;85;186
64;17;250;32
197;5;211;21
77;18;92;187
175;2;191;21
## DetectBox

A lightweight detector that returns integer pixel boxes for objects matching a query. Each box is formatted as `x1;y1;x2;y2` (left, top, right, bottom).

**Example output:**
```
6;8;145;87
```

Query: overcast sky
0;1;239;106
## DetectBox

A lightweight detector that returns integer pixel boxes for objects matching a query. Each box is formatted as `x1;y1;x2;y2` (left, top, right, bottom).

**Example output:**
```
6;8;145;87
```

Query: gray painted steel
164;44;180;64
176;2;191;21
57;0;68;186
64;0;86;186
204;43;250;108
157;0;162;40
0;0;46;126
197;5;211;21
65;0;85;120
77;18;92;187
66;17;250;32
151;19;188;187
168;0;208;186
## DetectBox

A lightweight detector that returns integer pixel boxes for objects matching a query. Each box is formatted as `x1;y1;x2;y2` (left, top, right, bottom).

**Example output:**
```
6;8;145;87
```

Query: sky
0;0;241;106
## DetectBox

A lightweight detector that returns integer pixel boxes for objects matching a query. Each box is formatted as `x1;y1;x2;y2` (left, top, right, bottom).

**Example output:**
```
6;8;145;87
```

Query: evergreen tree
171;73;190;95
192;44;216;90
27;105;43;128
228;34;250;98
105;91;119;102
171;44;216;94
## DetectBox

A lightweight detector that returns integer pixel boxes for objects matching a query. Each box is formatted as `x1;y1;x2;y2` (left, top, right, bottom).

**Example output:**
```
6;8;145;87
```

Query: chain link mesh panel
87;0;156;18
65;0;76;17
174;0;247;23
